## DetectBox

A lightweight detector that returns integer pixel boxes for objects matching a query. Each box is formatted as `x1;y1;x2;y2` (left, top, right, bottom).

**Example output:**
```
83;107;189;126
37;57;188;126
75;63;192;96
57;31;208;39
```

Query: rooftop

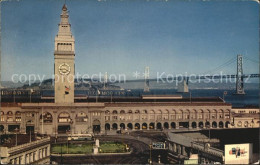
1;97;232;108
0;134;47;148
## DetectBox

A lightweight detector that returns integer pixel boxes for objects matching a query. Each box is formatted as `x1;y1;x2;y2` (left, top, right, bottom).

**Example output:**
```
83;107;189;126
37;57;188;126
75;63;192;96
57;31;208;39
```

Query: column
189;122;192;129
42;148;44;158
24;154;27;164
33;151;37;161
4;114;7;133
20;155;24;164
47;145;50;156
177;145;181;154
35;112;39;133
20;112;26;133
89;112;93;134
53;111;58;135
14;157;17;164
70;110;76;134
173;143;177;153
30;153;33;163
182;146;187;156
38;149;42;160
45;147;48;157
176;122;179;129
100;111;105;134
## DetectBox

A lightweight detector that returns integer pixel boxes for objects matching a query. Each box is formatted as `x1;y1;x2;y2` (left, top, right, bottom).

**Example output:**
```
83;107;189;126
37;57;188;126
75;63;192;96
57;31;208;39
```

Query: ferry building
0;5;236;136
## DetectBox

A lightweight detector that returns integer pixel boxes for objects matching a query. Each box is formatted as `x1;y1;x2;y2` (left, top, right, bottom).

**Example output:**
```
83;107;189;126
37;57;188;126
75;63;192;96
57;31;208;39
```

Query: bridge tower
236;55;245;94
177;77;189;93
144;67;150;92
103;72;108;89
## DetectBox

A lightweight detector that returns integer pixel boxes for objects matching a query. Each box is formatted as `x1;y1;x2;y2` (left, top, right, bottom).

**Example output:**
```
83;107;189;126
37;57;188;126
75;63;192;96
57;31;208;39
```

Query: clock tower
54;4;75;103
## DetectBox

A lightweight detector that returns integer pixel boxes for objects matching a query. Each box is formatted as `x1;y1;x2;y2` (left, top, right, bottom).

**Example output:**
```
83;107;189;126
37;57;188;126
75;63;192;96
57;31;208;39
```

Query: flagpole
42;107;44;134
96;89;100;103
96;91;98;103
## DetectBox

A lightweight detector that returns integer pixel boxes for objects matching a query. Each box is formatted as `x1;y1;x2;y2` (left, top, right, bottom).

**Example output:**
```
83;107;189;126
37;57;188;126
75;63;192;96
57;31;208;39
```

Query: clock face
59;63;71;75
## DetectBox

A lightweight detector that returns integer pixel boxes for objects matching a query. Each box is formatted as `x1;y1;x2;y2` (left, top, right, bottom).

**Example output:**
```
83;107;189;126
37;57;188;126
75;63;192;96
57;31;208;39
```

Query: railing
191;142;223;157
9;137;50;153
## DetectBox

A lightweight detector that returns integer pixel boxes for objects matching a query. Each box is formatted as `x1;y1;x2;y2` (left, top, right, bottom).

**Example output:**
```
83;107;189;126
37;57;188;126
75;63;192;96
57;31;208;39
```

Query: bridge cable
201;57;236;75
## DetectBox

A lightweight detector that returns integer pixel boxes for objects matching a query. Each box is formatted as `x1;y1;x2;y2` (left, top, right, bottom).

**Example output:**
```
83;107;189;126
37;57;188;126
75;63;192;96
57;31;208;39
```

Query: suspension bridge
110;55;259;95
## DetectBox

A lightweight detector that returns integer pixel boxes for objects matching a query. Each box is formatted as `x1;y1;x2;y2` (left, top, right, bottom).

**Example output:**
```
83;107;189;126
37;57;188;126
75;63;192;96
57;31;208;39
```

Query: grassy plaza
51;141;127;154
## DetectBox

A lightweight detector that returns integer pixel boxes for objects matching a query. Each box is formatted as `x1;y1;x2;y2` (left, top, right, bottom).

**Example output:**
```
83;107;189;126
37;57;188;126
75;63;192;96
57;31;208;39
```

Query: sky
1;0;259;81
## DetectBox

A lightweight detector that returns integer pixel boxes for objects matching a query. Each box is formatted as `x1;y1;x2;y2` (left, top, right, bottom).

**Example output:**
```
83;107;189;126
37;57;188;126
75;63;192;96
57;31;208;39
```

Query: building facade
0;101;232;135
0;137;50;164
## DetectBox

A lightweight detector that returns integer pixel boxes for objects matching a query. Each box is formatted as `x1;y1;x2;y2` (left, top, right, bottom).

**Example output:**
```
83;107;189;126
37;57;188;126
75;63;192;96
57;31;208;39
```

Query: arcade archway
171;122;176;129
149;123;155;129
156;122;162;130
105;123;110;130
93;119;101;133
127;123;133;130
120;123;125;130
142;123;147;129
192;122;197;128
112;123;118;130
164;122;169;129
135;123;140;130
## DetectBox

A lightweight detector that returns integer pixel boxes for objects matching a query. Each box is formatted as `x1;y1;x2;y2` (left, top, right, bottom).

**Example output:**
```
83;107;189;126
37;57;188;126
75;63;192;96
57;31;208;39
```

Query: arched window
7;111;13;122
190;109;196;119
58;112;71;123
170;109;176;120
135;110;140;114
40;112;53;123
7;111;13;115
198;109;203;119
112;110;118;114
0;112;4;122
218;109;224;119
112;110;118;120
15;111;21;122
150;110;155;120
163;109;169;120
184;109;190;119
211;109;217;119
205;109;210;119
237;121;242;127
119;110;125;120
225;109;230;119
76;112;88;122
105;110;110;114
142;110;148;114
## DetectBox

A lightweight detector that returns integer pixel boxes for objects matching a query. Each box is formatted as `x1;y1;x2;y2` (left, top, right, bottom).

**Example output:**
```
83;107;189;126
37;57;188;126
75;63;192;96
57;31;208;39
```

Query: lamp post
189;90;192;103
60;143;63;164
29;127;31;143
206;122;211;140
13;90;16;103
66;129;69;154
14;127;19;146
149;143;152;164
29;89;34;103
